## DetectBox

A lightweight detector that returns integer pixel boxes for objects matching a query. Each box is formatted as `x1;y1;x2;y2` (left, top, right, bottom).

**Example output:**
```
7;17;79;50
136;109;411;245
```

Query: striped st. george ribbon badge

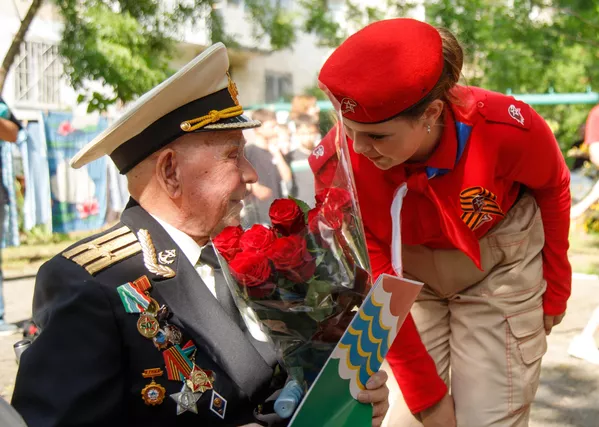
460;186;505;230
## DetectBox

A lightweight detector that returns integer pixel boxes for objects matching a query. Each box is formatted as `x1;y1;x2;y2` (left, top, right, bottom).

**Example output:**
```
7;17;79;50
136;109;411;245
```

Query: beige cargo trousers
383;193;548;427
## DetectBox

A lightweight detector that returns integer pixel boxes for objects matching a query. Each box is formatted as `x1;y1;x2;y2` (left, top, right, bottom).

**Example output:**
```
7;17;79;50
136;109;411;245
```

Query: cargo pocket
506;307;547;414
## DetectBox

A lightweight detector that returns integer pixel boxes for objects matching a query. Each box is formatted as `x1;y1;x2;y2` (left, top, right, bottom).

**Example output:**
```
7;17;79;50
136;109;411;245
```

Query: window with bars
265;71;293;103
14;41;63;107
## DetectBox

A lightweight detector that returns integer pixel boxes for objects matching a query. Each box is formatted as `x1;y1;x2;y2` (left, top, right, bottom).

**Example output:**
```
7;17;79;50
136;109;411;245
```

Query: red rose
213;225;243;262
269;199;305;235
283;259;316;283
229;251;272;288
322;204;345;230
246;281;276;298
308;203;345;231
239;225;277;252
315;188;352;211
267;235;315;283
308;207;321;235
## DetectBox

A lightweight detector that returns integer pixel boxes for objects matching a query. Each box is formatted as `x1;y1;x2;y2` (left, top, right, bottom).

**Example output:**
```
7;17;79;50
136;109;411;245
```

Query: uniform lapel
120;202;274;399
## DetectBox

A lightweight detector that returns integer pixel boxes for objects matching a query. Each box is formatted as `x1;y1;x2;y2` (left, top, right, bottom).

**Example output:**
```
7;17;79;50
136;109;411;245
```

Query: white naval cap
70;42;260;174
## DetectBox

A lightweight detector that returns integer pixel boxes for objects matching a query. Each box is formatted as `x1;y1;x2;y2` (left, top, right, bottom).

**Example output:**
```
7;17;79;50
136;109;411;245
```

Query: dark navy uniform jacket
12;200;283;426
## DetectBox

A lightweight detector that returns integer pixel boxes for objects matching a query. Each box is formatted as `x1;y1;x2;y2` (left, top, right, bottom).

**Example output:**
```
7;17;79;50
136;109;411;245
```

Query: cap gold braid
180;105;244;132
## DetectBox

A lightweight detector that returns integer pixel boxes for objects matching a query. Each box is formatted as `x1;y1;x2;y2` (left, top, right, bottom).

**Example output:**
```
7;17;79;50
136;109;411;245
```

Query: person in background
585;103;599;166
243;109;291;225
567;105;599;364
286;114;320;206
289;95;320;134
0;96;21;335
276;124;292;156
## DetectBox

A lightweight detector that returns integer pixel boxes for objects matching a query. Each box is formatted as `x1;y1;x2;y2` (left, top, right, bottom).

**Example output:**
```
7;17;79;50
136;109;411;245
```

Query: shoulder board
62;226;142;275
475;90;532;130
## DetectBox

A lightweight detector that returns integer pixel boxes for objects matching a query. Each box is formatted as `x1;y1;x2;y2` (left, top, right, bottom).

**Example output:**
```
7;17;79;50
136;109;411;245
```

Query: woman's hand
357;370;390;427
420;393;456;427
544;312;566;335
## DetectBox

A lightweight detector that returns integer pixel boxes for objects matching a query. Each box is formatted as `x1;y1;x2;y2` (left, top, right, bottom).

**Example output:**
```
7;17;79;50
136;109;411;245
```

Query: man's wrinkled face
174;130;257;239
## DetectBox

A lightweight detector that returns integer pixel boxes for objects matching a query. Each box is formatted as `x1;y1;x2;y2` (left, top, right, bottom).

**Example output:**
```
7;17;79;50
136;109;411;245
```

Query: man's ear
155;149;182;199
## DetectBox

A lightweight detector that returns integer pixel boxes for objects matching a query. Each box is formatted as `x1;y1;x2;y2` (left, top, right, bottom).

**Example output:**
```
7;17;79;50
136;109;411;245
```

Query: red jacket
310;86;571;413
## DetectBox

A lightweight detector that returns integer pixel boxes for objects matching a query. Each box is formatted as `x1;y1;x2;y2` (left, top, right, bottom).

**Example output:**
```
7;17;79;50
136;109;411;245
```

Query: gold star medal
141;368;166;406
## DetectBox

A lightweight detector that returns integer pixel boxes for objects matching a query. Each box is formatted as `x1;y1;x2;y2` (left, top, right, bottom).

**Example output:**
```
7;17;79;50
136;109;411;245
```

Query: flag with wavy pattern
289;274;422;427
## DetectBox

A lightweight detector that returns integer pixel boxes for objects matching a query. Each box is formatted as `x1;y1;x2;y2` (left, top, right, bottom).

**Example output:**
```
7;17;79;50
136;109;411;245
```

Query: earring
426;124;431;134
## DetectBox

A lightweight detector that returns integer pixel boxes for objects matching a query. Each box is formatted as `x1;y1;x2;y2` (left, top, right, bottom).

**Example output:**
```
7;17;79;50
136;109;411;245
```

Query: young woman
311;18;571;427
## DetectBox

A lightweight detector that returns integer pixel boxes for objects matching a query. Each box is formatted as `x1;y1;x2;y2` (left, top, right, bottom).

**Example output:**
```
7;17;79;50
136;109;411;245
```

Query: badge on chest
117;270;227;418
459;186;505;230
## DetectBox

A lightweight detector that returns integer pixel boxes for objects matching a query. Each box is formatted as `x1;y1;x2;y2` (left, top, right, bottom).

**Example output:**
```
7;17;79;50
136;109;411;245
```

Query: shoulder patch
309;128;340;190
476;92;532;130
62;226;142;275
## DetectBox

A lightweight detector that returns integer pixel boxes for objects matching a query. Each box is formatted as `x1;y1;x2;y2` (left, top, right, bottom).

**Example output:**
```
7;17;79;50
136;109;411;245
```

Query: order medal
141;368;166;405
165;324;182;346
187;365;215;393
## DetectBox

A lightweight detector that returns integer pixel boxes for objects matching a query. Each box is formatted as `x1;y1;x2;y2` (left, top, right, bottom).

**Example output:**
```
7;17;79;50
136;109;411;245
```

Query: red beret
319;19;444;123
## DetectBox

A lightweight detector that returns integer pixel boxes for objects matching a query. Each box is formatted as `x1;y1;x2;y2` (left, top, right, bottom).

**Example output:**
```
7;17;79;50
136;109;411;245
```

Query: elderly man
11;43;389;426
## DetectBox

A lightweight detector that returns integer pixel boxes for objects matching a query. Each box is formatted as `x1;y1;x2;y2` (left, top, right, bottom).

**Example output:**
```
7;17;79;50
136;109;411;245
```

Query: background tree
2;0;599;143
0;0;355;111
418;0;599;149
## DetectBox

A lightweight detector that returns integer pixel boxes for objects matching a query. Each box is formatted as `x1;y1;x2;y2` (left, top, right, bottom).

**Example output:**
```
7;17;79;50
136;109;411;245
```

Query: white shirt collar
150;214;203;267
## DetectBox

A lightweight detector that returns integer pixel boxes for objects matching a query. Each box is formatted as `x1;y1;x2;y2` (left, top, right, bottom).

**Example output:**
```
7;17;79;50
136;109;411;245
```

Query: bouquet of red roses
213;184;371;388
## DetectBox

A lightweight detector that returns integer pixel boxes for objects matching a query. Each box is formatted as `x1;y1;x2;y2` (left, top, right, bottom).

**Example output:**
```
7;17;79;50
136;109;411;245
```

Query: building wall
0;0;76;119
0;0;428;116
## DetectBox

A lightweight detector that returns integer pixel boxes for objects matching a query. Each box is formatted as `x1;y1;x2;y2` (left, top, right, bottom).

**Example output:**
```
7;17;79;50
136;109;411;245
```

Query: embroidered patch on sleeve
460;187;505;230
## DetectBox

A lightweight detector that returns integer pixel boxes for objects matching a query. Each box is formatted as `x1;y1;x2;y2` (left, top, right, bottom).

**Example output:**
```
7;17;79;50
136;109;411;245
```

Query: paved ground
1;273;598;425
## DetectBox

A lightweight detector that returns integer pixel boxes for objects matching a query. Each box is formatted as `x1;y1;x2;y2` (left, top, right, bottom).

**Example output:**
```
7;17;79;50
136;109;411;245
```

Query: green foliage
44;0;599;128
303;84;328;101
300;0;344;47
289;195;311;221
318;109;337;136
584;202;599;235
241;0;298;50
20;224;71;245
418;0;599;148
56;0;180;112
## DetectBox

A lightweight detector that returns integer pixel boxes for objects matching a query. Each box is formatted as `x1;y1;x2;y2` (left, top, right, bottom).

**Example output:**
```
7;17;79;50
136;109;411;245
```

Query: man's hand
419;393;456;427
544;312;566;335
357;370;390;427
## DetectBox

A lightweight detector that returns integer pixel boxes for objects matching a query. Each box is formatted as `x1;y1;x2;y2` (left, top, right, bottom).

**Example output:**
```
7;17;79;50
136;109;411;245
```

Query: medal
163;344;194;381
165;324;182;346
152;329;169;350
210;390;227;419
137;296;161;338
186;365;215;393
141;368;166;406
157;305;171;322
170;382;202;415
137;313;160;338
